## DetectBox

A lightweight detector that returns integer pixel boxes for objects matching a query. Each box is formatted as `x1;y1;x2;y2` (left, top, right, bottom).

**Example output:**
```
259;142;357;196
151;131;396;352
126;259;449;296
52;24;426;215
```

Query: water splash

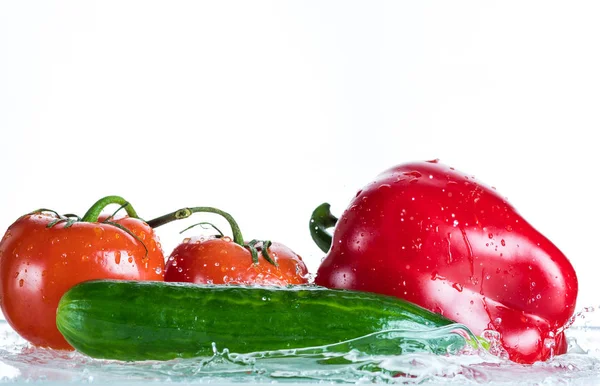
1;312;600;384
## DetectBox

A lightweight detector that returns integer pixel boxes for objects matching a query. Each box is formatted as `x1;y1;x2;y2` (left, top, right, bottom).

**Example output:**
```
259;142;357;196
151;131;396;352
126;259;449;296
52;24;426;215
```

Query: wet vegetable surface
0;196;164;350
313;160;578;364
56;280;468;361
153;207;309;286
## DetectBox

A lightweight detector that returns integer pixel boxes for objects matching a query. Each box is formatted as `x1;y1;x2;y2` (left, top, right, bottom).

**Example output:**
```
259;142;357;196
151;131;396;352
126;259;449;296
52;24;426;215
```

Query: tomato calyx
27;195;150;257
21;208;82;229
246;239;277;266
47;213;81;228
147;206;279;267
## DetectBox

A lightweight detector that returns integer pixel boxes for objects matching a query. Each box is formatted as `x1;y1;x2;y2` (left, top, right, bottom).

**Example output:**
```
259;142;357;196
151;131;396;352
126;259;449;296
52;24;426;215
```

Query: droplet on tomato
18;279;24;287
183;238;191;244
114;251;121;264
155;267;162;274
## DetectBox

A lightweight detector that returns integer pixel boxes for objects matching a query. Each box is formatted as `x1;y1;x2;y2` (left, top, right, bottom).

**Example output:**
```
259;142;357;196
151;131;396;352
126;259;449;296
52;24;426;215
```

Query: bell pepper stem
147;207;245;246
81;196;139;223
310;203;338;253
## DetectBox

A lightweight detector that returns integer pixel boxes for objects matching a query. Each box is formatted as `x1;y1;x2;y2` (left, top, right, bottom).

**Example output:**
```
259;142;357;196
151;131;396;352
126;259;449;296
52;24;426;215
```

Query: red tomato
314;160;578;364
164;236;309;285
0;212;165;349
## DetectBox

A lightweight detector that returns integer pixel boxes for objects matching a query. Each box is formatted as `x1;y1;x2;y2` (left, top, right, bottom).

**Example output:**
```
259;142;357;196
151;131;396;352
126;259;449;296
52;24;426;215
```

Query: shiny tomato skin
164;237;309;285
0;213;165;349
315;160;578;364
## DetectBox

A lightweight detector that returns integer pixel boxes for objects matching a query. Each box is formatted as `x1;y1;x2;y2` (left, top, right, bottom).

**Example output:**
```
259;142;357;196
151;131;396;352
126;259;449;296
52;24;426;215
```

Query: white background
1;1;599;310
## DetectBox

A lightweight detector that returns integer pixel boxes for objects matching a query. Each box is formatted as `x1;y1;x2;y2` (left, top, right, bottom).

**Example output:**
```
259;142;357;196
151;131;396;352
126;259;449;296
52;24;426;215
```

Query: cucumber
56;280;470;361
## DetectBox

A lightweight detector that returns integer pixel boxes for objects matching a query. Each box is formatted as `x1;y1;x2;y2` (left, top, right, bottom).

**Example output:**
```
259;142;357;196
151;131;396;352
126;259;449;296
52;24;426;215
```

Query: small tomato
150;206;309;286
164;236;308;285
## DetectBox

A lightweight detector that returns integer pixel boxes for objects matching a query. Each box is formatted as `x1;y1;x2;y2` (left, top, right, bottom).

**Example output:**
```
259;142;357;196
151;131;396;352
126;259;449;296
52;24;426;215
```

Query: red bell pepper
311;160;578;364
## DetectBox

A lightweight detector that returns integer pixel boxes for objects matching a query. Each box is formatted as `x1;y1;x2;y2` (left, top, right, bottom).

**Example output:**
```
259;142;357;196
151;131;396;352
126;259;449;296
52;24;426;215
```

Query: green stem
147;207;245;246
310;203;338;253
81;196;139;223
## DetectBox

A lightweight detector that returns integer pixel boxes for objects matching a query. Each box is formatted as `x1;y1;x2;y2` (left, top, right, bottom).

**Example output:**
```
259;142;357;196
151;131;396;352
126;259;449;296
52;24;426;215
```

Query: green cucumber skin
56;280;462;361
